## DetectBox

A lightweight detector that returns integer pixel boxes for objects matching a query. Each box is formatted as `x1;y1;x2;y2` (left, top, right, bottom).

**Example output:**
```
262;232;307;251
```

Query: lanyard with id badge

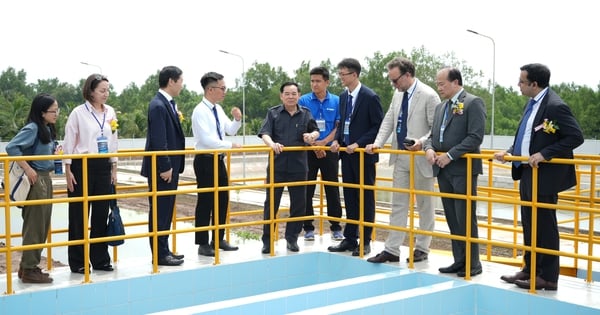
87;104;109;154
315;107;326;135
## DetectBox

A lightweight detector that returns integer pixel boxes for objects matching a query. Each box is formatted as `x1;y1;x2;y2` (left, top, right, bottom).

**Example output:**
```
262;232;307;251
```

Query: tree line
1;47;599;141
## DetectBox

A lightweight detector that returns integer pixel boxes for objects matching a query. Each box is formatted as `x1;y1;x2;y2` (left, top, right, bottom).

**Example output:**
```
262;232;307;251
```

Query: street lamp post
218;49;246;179
80;61;103;74
467;29;495;149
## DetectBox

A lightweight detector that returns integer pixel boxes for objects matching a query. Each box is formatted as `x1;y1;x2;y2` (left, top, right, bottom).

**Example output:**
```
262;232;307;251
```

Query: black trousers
147;156;183;259
304;150;342;232
193;154;229;245
520;167;560;282
437;170;481;267
339;152;376;245
68;158;111;271
262;170;307;244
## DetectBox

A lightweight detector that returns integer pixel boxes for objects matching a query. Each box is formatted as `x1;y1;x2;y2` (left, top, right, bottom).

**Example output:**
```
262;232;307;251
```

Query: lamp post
467;29;495;149
80;61;103;74
219;49;246;179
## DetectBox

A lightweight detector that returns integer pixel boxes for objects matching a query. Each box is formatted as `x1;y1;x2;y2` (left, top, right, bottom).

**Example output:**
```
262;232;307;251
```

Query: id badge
316;119;326;130
97;135;108;154
343;120;350;136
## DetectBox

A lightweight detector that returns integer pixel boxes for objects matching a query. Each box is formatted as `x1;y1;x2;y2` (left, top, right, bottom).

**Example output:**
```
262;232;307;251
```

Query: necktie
512;98;536;166
169;99;177;114
344;94;353;145
396;92;409;148
440;100;452;143
212;106;223;140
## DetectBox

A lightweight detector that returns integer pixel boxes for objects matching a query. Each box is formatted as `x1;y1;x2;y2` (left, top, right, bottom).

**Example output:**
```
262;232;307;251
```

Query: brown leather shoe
21;268;53;284
500;271;529;284
367;251;399;263
407;249;428;262
514;276;558;291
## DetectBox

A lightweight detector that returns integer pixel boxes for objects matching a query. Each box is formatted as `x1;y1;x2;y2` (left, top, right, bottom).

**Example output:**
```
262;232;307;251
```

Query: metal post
80;61;103;74
467;29;495;149
218;50;246;180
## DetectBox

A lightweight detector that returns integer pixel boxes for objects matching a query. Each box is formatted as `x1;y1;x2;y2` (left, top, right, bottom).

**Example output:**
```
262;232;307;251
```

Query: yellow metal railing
1;146;599;294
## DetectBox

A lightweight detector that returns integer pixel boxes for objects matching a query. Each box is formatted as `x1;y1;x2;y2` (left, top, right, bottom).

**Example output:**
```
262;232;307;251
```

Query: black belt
197;154;225;160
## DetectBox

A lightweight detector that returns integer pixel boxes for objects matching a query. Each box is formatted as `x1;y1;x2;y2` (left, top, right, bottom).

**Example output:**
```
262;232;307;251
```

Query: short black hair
280;81;300;93
158;66;183;88
200;72;224;89
337;58;361;76
520;63;551;88
309;66;330;81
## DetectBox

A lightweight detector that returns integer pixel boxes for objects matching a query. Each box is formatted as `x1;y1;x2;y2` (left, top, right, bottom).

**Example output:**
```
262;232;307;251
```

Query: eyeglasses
210;86;227;92
46;109;60;115
389;73;405;84
338;72;355;77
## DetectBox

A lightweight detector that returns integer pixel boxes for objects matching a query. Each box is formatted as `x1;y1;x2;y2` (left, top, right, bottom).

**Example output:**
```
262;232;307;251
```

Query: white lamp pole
80;61;103;74
467;29;495;149
218;49;246;179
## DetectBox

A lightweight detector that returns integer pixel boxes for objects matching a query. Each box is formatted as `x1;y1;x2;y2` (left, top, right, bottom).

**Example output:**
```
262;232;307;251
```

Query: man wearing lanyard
191;72;242;257
423;67;486;277
366;57;439;263
298;67;343;241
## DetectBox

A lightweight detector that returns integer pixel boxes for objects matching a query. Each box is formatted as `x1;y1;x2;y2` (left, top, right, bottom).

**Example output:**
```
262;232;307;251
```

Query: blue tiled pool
1;252;598;315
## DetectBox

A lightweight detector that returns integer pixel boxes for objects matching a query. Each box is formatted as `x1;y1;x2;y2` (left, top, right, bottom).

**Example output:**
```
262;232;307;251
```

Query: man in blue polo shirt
298;66;343;241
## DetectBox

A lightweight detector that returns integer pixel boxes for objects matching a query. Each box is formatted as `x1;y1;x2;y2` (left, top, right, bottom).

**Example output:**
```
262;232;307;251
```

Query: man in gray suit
365;57;439;263
423;67;486;277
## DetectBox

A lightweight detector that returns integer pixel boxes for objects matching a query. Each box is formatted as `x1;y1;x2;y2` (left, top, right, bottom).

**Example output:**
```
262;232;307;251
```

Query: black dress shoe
211;240;239;251
407;249;429;262
327;239;357;252
157;255;184;266
170;253;185;260
367;251;399;263
500;271;529;284
438;262;465;274
94;264;114;272
514;276;558;291
198;244;215;257
457;265;482;277
286;241;299;252
72;267;86;274
352;244;371;256
261;245;270;254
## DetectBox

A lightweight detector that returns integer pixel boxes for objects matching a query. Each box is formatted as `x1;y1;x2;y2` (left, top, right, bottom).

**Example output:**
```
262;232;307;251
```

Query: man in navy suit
141;66;186;266
495;63;583;290
328;58;383;256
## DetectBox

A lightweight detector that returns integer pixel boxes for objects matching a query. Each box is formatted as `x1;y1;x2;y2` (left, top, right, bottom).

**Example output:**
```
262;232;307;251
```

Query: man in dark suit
328;58;384;256
141;66;186;266
423;67;486;278
495;63;583;290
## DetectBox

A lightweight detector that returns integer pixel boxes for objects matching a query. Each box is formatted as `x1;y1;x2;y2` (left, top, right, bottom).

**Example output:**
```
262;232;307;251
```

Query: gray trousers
384;159;435;257
20;171;53;269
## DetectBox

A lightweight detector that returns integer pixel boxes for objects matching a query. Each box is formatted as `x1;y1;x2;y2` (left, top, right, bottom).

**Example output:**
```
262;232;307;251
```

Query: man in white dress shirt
191;72;242;256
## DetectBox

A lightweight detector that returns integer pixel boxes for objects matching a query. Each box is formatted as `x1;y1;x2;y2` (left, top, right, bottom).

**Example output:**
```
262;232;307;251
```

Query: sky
1;0;598;95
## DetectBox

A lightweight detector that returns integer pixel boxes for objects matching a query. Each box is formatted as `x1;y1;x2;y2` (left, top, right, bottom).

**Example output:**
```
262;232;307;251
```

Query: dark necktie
512;98;536;166
212;106;223;140
344;94;353;144
440;100;452;143
396;92;409;148
169;99;177;114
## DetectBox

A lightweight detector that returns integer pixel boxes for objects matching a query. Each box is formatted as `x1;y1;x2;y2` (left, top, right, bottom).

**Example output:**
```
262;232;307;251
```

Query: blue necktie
169;99;177;114
396;92;409;148
344;94;353;145
512;99;536;166
440;100;452;143
212;106;223;140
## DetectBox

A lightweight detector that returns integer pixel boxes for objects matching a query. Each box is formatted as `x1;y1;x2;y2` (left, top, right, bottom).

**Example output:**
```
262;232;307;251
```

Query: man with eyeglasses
328;58;383;257
365;57;440;264
191;72;242;257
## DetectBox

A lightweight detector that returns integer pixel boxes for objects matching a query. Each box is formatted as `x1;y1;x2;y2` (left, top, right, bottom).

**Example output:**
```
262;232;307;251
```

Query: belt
520;164;530;168
197;154;225;160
